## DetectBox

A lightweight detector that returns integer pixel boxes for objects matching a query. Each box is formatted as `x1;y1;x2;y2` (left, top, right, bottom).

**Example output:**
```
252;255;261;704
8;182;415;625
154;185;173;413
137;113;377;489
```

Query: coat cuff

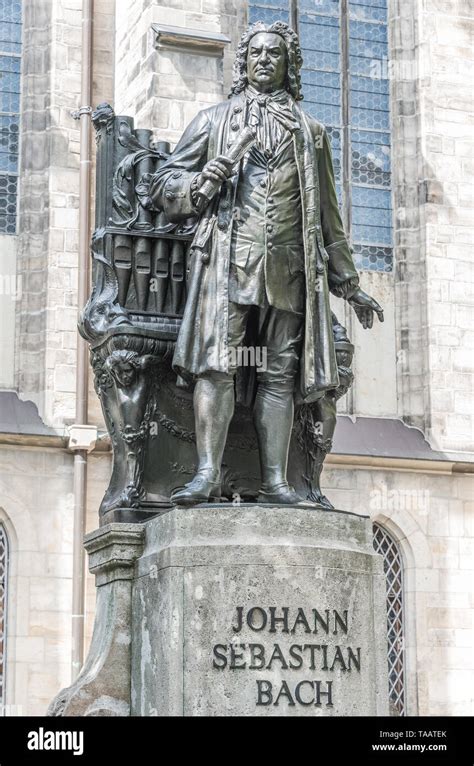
150;169;201;222
329;276;359;299
325;239;359;298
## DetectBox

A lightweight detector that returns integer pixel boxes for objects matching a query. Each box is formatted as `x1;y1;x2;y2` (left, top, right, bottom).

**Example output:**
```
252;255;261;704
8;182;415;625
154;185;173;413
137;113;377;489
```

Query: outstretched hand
348;288;384;329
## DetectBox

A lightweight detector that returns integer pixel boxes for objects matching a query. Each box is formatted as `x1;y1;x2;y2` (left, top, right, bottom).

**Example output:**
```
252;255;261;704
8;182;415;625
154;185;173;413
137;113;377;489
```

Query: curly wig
229;21;304;101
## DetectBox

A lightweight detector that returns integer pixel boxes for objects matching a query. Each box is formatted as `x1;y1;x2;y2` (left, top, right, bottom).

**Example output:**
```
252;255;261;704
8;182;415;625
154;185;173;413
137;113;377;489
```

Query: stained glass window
299;0;342;203
0;1;22;234
0;524;8;711
349;0;392;271
373;522;406;716
247;0;393;271
249;0;290;26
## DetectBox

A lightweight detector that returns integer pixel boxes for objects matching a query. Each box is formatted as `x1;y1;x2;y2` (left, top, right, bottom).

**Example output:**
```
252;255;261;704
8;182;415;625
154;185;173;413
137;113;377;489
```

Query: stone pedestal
132;506;389;716
49;505;389;717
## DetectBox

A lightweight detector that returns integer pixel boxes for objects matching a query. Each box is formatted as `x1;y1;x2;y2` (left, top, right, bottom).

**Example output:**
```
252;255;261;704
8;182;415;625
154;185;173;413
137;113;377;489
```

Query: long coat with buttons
149;91;360;404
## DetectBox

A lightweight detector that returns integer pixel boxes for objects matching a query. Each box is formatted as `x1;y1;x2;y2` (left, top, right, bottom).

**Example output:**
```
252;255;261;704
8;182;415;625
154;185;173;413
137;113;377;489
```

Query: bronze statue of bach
149;21;384;505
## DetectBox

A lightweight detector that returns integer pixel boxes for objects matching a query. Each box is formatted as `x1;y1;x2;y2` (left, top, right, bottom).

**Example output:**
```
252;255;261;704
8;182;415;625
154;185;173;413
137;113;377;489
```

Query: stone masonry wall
15;0;115;429
392;0;474;454
15;0;80;427
0;445;74;716
421;0;473;454
2;0;115;716
322;462;474;716
114;0;244;142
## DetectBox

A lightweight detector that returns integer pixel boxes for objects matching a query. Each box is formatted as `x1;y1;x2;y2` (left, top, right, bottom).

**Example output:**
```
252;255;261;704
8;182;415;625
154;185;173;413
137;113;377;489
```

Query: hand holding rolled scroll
196;126;256;208
200;156;234;185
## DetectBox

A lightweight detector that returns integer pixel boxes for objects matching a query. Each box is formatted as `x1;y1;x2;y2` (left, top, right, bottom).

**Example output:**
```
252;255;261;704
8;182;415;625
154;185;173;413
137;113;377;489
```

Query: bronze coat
149;92;359;403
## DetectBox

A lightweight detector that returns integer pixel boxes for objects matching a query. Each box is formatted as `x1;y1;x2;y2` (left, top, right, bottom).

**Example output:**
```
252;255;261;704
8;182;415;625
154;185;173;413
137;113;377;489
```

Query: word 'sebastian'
150;21;384;506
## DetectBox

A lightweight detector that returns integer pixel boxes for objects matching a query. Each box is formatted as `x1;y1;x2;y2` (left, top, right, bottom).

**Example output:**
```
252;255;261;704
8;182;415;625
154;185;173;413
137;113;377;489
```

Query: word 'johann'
232;606;349;635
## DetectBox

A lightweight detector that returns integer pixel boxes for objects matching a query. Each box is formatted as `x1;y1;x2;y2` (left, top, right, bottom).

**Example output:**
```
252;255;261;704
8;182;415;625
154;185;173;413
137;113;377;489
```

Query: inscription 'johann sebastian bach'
212;607;362;708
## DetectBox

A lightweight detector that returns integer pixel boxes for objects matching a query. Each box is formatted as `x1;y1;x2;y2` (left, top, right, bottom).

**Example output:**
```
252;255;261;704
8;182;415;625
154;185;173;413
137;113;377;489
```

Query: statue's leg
254;307;303;504
170;372;235;504
254;379;298;503
196;372;236;477
304;397;337;508
170;303;249;505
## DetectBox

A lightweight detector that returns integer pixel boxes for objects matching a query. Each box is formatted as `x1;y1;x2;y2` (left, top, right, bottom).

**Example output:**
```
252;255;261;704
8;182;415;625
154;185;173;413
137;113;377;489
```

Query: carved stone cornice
152;23;231;56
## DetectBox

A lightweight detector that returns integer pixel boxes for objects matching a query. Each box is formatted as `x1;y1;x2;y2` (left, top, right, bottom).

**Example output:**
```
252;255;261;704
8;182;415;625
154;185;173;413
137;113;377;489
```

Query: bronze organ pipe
134;237;152;311
111;116;134;306
114;235;132;307
152;141;171;313
133;130;153;311
170;240;185;314
153;239;169;313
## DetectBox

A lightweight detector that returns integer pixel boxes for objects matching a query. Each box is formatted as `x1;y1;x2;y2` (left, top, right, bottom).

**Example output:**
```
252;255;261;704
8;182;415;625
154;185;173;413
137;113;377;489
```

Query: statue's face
116;362;135;387
247;32;288;92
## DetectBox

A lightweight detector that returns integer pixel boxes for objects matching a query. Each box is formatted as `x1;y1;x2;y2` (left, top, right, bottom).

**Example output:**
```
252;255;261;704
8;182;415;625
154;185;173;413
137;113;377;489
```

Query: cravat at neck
245;86;301;135
246;85;289;105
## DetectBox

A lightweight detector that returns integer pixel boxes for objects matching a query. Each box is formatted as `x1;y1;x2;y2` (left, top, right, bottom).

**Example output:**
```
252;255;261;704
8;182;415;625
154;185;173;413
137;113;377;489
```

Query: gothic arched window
0;524;8;709
373;522;405;716
248;0;393;272
0;0;22;233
